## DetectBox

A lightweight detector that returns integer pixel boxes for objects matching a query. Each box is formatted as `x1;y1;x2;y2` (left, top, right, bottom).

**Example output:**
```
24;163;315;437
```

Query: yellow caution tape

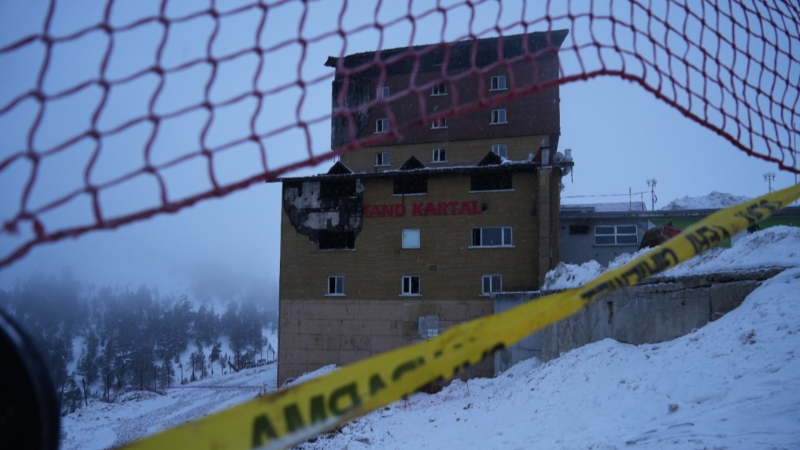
118;183;800;450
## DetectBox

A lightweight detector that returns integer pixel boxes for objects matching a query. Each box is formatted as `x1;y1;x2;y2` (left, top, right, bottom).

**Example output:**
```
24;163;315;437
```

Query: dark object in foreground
0;309;60;450
639;223;682;250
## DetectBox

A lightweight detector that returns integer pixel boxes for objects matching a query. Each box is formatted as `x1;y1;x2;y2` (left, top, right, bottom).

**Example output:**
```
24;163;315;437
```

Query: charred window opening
569;225;589;235
320;179;356;198
470;171;512;191
319;231;355;250
394;175;427;195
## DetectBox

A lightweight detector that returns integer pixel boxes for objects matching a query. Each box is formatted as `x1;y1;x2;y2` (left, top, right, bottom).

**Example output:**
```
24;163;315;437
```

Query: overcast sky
0;0;797;295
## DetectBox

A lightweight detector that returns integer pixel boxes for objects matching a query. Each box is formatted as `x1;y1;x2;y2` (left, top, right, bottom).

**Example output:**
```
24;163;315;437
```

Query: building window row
379;75;506;100
377;109;508;134
375;144;511;167
326;274;503;297
319;227;513;251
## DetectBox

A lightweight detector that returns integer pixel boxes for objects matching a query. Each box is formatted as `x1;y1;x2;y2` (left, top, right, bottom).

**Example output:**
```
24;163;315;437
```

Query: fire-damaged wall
330;76;371;149
282;178;365;247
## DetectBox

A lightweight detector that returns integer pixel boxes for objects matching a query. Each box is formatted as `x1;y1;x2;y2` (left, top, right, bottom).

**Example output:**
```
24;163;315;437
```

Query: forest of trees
0;271;277;415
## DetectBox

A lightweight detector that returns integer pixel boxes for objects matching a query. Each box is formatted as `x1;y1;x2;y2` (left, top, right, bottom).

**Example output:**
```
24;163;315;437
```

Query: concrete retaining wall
494;268;785;374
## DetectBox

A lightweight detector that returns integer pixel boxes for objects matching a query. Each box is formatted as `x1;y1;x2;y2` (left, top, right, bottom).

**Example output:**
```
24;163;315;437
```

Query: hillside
61;228;800;449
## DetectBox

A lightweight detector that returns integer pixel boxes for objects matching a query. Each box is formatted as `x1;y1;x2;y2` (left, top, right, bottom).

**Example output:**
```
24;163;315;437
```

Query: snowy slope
661;191;751;210
298;268;800;449
60;364;276;450
60;229;800;450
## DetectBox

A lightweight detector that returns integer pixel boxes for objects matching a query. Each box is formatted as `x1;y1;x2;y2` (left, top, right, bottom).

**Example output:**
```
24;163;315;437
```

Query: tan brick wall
340;135;551;173
280;171;543;301
278;168;563;385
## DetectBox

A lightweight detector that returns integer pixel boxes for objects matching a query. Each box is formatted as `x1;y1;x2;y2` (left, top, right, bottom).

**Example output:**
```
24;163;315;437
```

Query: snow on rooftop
661;191;752;210
561;201;648;212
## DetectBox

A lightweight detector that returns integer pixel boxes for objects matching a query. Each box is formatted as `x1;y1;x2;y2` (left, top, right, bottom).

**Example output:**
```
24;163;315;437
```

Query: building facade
277;30;571;385
559;204;800;266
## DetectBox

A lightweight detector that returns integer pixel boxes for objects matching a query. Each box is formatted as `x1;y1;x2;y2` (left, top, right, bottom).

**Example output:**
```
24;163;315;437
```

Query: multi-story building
277;30;573;385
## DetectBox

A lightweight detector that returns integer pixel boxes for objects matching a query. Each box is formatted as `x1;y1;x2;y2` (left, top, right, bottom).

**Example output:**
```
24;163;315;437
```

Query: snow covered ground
60;363;277;450
300;268;800;449
60;228;800;449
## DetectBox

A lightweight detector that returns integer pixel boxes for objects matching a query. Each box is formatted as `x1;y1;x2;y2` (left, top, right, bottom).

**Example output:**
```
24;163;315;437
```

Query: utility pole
646;179;657;211
763;172;776;193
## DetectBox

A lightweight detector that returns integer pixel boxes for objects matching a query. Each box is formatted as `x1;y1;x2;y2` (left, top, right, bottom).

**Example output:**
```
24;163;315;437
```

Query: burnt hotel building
277;30;573;384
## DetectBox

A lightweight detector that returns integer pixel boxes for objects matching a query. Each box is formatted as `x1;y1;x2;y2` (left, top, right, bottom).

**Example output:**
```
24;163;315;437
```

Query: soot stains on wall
282;178;365;248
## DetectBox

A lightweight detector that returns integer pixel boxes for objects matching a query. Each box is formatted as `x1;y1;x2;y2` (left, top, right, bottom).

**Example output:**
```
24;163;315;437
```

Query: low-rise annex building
277;30;573;385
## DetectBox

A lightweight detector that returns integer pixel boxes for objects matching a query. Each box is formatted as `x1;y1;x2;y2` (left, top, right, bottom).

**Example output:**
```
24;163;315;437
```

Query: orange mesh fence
0;0;798;268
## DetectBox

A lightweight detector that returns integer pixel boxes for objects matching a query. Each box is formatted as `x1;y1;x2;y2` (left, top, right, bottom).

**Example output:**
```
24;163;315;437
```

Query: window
470;171;512;191
491;144;508;158
379;86;390;98
569;225;589;235
327;276;344;296
430;117;448;129
375;151;390;166
401;275;421;296
594;225;638;245
490;75;507;91
376;118;389;133
394;175;427;195
490;109;507;124
482;275;502;295
402;229;420;249
319;231;355;250
431;83;447;96
432;148;447;163
471;227;512;247
320;179;356;198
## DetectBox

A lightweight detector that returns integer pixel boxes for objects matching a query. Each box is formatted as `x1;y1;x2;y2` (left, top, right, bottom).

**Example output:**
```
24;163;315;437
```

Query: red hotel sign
363;201;482;218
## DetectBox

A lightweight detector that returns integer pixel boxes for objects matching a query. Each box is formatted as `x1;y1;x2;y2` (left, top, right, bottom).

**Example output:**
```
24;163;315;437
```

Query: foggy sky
0;0;797;294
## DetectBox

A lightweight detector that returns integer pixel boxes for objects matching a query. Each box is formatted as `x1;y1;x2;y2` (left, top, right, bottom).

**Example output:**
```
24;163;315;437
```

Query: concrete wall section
493;269;784;375
494;293;543;374
540;270;783;361
278;299;493;386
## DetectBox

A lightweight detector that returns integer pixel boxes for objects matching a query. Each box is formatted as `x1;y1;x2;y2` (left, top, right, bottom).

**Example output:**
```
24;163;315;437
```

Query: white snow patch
662;190;751;210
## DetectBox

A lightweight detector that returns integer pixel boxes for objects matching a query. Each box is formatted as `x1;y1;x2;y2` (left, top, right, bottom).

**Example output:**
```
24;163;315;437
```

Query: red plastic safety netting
0;0;798;268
